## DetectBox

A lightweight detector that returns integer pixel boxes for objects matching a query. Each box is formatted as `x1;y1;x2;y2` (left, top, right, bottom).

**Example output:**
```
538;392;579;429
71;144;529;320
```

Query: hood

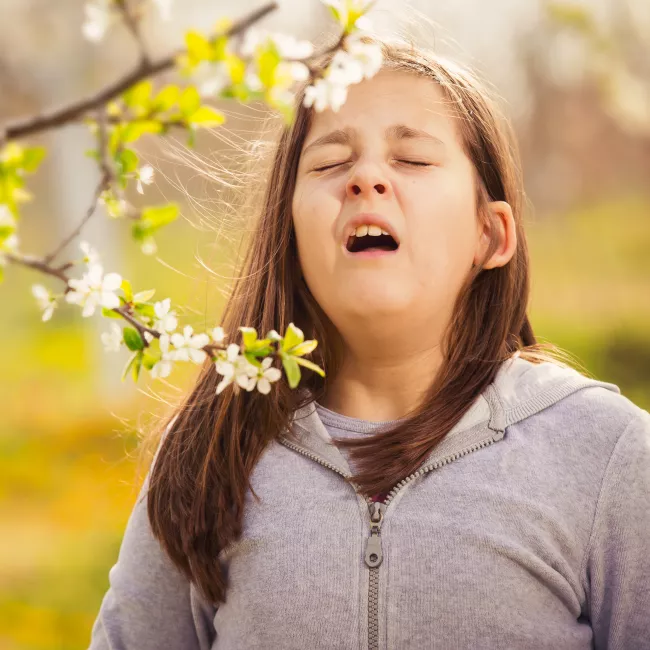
281;356;621;479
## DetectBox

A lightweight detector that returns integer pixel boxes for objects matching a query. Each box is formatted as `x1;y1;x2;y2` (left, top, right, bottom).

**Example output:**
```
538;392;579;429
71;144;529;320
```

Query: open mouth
346;233;399;253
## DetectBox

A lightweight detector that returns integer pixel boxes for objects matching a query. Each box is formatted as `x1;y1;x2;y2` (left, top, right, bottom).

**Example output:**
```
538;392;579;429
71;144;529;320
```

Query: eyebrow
302;124;446;156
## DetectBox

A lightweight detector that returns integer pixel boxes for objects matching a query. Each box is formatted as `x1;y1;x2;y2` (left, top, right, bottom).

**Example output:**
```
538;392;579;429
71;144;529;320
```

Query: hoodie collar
280;356;621;478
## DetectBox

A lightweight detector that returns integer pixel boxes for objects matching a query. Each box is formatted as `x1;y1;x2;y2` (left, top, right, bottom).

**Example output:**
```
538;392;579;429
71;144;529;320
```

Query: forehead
303;68;459;147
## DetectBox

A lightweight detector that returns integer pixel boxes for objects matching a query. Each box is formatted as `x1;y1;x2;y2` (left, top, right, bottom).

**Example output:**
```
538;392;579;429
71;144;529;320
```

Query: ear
474;200;517;269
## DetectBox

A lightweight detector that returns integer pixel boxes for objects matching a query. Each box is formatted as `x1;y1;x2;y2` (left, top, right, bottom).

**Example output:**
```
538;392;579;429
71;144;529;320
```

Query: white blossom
303;32;383;113
170;325;210;364
79;240;100;266
136;165;154;194
101;322;123;352
98;190;128;218
0;232;19;267
150;334;174;379
65;263;122;317
215;343;257;394
193;61;232;98
211;326;226;343
31;284;58;322
270;33;315;60
141;237;157;256
241;28;315;60
82;0;115;43
152;298;177;334
303;78;349;113
0;205;16;228
245;356;283;395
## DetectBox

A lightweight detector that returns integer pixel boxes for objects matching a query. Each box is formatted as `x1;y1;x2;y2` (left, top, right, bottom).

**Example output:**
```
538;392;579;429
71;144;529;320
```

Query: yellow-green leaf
21;147;46;172
288;340;318;357
133;289;156;303
294;356;326;377
239;326;258;349
121;278;133;302
185;31;213;65
187;106;225;127
141;203;179;228
282;322;304;352
151;85;180;113
123;80;153;110
179;86;201;117
281;355;301;389
102;307;123;319
122;120;163;143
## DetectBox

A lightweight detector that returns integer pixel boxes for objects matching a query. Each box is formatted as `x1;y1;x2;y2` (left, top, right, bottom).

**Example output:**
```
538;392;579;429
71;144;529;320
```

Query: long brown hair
143;34;581;607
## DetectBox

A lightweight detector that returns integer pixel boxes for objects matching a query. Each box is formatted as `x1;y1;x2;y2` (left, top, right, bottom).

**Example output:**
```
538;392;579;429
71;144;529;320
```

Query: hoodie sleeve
87;469;217;650
584;410;650;649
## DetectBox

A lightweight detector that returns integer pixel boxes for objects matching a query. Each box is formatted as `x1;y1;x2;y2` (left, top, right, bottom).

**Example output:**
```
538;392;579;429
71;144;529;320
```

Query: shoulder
524;383;648;462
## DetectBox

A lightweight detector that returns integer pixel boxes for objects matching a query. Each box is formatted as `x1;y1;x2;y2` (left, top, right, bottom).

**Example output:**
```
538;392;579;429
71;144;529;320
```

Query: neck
319;336;444;422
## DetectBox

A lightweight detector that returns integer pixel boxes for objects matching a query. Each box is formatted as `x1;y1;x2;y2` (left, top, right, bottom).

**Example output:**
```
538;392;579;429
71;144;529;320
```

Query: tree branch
1;1;279;143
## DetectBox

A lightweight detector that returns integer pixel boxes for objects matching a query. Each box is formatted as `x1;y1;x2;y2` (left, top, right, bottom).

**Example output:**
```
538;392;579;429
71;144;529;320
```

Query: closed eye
313;160;431;172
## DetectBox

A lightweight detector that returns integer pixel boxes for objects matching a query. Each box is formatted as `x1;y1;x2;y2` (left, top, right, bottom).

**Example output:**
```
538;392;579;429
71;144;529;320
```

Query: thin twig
5;252;71;284
1;1;279;143
115;0;151;67
43;172;111;265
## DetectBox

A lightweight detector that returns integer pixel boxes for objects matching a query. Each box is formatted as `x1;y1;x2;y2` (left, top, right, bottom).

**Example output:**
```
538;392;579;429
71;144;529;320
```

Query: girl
89;34;650;650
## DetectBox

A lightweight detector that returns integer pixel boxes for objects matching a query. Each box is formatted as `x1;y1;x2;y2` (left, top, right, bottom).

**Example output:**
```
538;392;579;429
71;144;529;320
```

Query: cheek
292;180;337;272
408;177;477;276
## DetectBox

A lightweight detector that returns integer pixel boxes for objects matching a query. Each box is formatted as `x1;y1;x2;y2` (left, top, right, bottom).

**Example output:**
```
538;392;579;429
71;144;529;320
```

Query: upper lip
341;212;401;248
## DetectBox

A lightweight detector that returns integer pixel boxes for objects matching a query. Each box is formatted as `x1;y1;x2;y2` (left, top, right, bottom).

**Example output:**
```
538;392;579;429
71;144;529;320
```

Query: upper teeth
351;225;390;237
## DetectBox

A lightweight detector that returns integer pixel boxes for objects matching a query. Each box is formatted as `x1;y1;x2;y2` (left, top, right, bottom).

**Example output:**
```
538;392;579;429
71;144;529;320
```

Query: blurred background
1;0;649;647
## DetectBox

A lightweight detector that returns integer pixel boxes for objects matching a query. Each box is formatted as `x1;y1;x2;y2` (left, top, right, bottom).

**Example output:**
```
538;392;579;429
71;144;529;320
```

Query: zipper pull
365;501;384;568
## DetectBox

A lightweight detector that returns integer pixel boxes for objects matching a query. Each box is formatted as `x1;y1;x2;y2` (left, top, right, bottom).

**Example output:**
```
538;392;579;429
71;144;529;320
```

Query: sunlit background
1;0;649;647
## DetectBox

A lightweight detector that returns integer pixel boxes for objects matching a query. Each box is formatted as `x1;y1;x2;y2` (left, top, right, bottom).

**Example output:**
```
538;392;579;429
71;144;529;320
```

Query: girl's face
292;69;493;341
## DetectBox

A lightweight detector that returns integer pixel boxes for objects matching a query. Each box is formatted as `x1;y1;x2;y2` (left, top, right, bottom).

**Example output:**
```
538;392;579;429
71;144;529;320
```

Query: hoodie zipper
279;429;504;650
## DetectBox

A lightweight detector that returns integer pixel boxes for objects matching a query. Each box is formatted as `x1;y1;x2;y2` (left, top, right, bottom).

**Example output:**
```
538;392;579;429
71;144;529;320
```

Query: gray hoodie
88;356;650;649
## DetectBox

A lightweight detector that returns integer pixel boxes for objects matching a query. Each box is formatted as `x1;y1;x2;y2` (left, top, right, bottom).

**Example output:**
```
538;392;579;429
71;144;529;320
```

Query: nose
345;159;393;200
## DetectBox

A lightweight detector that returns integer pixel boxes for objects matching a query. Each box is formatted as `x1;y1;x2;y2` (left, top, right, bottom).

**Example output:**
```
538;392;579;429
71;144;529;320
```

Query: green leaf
134;302;156;322
287;340;318;357
116;148;139;175
179;86;201;117
133;289;156;303
281;354;301;389
151;85;180;113
101;307;123;319
122;120;163;143
123;80;153;110
187;106;225;127
282;322;304;352
244;351;263;369
121;278;133;302
185;31;213;65
123;326;144;351
294;356;326;377
21;146;46;172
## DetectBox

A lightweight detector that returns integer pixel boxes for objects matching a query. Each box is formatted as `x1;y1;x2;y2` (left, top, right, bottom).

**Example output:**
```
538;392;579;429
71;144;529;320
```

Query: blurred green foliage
0;194;648;648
